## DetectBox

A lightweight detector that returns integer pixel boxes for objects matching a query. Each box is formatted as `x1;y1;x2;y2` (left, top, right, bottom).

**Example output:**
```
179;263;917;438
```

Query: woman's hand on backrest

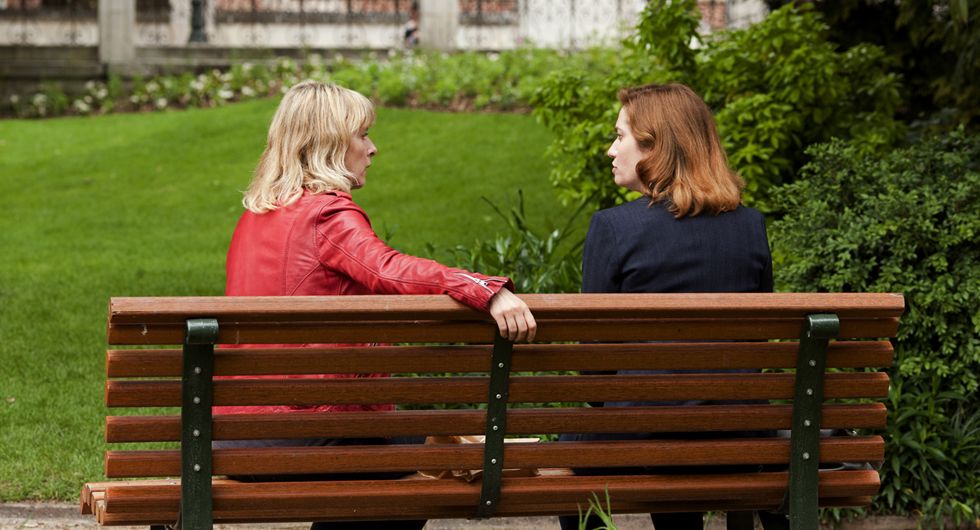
488;288;537;343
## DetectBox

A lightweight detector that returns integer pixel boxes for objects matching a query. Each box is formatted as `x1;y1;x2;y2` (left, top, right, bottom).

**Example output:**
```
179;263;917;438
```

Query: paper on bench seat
415;435;541;482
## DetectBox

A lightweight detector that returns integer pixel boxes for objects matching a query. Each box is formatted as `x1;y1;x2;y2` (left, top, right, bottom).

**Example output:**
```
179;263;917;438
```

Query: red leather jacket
218;190;513;415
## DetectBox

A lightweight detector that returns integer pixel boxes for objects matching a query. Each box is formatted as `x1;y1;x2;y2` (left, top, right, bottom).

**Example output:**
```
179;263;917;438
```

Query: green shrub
696;6;904;204
769;130;980;526
439;191;586;294
532;0;903;210
528;1;682;209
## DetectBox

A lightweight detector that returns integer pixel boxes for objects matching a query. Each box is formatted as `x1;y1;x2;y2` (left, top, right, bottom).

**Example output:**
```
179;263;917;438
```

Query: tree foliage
694;6;903;202
767;0;980;129
531;0;903;210
769;130;980;525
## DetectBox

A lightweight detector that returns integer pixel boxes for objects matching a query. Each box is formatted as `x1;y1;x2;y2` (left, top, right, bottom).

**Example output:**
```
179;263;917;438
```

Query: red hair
619;83;743;218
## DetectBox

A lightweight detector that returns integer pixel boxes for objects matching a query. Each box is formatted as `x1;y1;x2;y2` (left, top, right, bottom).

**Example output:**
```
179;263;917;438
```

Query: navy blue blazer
578;198;773;413
582;198;772;294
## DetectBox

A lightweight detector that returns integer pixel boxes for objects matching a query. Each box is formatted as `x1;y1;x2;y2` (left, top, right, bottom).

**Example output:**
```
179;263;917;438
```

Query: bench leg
727;511;755;530
758;511;791;530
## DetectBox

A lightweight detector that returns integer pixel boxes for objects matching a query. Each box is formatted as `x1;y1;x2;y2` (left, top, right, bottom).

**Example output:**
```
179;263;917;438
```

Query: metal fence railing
214;0;413;25
0;0;649;49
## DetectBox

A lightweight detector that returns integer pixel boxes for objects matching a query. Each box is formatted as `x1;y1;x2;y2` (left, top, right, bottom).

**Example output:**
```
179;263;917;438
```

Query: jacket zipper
456;273;494;294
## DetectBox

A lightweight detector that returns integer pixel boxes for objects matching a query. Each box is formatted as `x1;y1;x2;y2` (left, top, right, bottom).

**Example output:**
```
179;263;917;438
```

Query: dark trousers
560;511;704;530
559;510;789;530
213;436;427;530
310;521;425;530
557;368;788;530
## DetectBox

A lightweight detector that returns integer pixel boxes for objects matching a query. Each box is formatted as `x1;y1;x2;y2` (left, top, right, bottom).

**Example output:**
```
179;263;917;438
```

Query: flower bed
5;48;613;119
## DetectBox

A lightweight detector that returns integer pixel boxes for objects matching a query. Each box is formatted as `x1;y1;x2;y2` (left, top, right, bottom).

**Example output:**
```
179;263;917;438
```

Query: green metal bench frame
164;314;840;530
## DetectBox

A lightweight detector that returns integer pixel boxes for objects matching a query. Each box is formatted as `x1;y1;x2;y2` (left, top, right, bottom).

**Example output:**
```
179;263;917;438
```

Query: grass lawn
0;98;566;500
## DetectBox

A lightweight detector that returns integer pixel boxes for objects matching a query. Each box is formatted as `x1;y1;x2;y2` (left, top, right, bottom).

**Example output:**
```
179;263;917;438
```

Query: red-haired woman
558;83;782;530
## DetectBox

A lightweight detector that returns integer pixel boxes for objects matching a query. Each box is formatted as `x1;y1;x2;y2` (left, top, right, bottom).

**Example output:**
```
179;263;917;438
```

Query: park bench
80;292;904;530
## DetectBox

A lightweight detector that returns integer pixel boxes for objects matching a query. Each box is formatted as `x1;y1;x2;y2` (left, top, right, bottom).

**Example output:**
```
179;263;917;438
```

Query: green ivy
769;130;980;526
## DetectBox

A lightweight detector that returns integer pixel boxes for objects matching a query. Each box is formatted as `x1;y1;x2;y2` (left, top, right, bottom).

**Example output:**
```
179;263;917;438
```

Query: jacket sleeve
581;212;623;293
314;198;513;311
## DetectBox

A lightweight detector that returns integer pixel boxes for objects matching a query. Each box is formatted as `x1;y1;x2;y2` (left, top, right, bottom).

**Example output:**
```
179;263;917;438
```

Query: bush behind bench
769;130;980;526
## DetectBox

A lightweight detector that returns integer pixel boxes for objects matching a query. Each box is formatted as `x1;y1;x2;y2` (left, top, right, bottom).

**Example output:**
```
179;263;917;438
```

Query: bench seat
82;292;904;529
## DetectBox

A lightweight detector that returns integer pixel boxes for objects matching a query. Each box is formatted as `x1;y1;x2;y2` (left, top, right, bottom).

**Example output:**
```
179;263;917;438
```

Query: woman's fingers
523;307;537;343
490;295;510;338
488;288;537;343
507;313;522;342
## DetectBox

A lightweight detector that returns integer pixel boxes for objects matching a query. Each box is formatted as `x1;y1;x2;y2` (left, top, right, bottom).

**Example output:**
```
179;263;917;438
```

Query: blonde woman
216;81;536;530
558;83;779;530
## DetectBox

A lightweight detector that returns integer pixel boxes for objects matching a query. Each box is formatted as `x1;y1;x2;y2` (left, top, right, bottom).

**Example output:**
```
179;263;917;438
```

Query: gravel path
0;502;920;530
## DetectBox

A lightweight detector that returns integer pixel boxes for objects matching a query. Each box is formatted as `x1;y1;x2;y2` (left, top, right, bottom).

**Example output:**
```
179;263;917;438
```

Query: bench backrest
100;292;904;527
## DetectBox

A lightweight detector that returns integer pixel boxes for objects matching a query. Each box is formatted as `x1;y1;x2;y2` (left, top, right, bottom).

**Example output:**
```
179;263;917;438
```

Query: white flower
241;86;255;97
488;52;500;62
32;93;47;104
146;81;159;93
95;88;108;99
218;89;234;100
241;62;253;72
73;99;91;113
85;80;96;91
190;80;204;92
130;95;140;104
9;94;19;104
155;97;167;109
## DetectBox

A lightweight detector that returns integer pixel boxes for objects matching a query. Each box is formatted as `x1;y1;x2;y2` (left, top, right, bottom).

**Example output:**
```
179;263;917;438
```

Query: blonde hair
619;83;743;218
243;81;375;213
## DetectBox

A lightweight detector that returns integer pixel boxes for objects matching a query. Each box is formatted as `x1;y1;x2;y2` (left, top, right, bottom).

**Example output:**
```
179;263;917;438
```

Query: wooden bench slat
94;497;875;526
105;372;891;408
108;293;905;323
105;436;883;478
100;470;880;514
107;316;900;345
106;403;888;442
83;478;239;515
106;341;895;377
88;472;872;524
